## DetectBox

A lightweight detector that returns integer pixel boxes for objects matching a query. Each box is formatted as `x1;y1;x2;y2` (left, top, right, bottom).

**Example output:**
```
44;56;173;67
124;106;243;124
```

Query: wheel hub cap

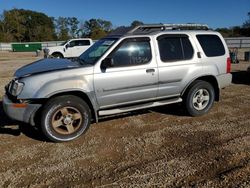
51;106;82;135
193;89;210;111
63;115;73;125
197;96;204;103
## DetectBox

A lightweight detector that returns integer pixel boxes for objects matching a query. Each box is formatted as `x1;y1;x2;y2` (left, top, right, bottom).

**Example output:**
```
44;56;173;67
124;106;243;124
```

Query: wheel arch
51;52;64;58
34;90;98;125
182;75;220;101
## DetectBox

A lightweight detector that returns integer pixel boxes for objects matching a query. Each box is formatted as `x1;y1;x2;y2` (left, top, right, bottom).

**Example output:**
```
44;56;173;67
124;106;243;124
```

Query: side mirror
101;57;114;71
66;43;74;48
65;44;69;49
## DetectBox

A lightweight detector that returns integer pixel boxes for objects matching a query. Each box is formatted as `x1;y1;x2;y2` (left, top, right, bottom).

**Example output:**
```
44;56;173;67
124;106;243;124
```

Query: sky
0;0;249;29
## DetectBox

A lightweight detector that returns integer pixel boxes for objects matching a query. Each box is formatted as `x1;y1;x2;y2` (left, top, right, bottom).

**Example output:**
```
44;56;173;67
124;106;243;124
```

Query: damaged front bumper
2;95;42;125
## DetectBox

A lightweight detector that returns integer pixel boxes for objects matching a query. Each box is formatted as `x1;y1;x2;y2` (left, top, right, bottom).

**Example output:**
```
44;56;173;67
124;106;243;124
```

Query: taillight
227;57;231;73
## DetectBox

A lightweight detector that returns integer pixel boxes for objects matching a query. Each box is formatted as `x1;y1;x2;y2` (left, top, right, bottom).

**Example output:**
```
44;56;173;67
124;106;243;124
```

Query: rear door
156;34;202;98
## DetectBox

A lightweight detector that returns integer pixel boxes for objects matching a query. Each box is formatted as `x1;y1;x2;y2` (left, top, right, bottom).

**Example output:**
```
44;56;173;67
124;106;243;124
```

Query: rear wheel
184;80;215;116
41;95;91;142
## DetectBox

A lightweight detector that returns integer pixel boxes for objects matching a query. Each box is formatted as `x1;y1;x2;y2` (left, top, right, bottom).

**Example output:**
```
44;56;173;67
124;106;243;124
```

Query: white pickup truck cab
44;38;93;58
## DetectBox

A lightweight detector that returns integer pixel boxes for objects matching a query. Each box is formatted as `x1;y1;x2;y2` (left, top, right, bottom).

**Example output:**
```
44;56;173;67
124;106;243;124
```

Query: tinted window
69;40;90;47
69;41;76;47
182;37;194;59
196;35;225;57
77;40;91;46
110;38;152;67
157;35;194;62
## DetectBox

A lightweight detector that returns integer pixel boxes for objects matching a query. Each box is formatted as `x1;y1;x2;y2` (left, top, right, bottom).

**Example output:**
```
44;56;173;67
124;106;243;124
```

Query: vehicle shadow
98;109;150;122
231;71;250;86
0;101;46;141
151;103;187;116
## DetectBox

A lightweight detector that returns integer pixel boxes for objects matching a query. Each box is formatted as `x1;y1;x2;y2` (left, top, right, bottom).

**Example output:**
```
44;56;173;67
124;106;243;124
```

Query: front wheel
52;53;63;59
41;95;91;142
184;80;215;116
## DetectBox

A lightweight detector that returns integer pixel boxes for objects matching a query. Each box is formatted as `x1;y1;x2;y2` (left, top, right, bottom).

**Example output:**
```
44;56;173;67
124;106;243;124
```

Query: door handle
146;69;155;73
197;52;201;58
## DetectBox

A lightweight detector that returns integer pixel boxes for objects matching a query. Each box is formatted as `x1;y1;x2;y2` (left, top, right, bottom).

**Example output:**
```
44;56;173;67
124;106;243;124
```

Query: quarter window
196;35;225;57
110;38;152;67
157;35;194;62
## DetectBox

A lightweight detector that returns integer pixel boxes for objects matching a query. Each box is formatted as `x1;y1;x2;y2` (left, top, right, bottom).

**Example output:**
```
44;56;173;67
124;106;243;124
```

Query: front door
74;40;91;56
65;40;91;57
94;37;158;109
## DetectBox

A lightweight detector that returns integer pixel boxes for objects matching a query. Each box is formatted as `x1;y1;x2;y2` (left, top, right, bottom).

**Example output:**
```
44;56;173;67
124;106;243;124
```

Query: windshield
79;38;118;65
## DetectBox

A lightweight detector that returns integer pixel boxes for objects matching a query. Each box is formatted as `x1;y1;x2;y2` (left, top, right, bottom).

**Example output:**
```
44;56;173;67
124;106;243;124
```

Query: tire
41;95;91;142
52;53;63;59
184;80;215;116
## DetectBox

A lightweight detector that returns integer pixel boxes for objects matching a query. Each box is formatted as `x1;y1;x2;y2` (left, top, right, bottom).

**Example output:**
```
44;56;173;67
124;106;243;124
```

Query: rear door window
76;40;91;46
157;34;194;62
196;35;225;57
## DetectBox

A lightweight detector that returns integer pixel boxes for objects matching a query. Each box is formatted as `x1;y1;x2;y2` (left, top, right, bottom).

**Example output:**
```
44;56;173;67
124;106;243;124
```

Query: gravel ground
0;51;249;187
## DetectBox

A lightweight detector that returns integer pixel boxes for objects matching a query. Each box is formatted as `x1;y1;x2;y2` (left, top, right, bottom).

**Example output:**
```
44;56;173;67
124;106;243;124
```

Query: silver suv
3;24;232;142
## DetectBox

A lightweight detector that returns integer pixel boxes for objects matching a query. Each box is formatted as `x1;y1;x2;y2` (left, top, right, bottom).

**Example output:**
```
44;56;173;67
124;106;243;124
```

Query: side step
98;97;182;116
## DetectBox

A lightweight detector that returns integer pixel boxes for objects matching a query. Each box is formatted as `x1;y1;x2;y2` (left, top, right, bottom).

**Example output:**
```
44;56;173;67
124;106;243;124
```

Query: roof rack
128;23;210;34
108;24;210;37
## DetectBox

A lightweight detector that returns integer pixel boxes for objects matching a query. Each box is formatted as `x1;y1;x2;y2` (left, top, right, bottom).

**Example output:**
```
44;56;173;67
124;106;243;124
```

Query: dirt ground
0;51;249;187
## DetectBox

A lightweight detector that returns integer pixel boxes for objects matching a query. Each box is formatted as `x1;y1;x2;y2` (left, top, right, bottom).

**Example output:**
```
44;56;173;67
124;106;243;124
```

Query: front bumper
2;95;42;125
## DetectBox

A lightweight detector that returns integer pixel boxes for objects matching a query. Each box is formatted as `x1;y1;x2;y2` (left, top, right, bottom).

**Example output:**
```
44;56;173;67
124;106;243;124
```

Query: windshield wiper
77;58;86;65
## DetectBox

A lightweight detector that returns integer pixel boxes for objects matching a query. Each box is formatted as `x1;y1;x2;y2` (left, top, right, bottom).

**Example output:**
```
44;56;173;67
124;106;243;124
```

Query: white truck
44;38;93;58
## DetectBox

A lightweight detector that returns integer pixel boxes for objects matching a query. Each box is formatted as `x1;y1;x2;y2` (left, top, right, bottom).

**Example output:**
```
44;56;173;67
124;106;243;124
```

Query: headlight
8;79;24;96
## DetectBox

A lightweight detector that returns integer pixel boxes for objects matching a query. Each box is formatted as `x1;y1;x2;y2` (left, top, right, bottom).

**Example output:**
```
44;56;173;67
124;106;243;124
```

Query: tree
81;18;112;39
68;17;79;38
216;12;250;37
0;9;55;42
55;17;70;40
243;12;250;28
3;9;26;42
22;9;55;41
215;28;232;37
0;15;3;41
131;20;144;27
53;17;81;40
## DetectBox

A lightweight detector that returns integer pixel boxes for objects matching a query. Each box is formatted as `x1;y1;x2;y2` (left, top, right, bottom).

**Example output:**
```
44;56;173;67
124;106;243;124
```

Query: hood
15;58;82;78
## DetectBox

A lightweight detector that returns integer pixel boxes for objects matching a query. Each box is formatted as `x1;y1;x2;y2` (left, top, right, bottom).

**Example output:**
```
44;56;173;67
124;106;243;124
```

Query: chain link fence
224;37;250;48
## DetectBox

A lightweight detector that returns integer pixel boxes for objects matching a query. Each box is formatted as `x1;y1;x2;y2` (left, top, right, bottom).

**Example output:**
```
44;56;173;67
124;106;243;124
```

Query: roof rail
128;23;209;34
164;23;209;30
108;24;210;37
